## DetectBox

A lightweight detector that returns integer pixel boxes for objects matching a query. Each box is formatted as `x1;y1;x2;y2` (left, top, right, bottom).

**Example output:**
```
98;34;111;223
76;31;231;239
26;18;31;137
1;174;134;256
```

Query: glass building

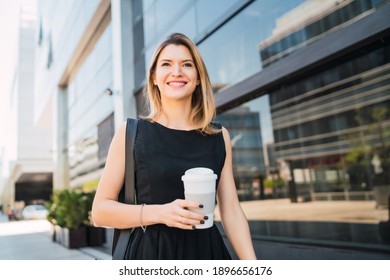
0;7;53;213
32;0;390;259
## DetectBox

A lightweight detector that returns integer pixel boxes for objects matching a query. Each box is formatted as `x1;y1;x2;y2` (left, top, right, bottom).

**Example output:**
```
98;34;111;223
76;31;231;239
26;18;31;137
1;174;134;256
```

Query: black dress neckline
149;120;198;133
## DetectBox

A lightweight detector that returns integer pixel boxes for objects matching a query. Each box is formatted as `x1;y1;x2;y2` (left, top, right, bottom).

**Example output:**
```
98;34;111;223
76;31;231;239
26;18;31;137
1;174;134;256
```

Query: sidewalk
229;199;388;224
0;213;111;260
217;199;390;259
0;199;389;260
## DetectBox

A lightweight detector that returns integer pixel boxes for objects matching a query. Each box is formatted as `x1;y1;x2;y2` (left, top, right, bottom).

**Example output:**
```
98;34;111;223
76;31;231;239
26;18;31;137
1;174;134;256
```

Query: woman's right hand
158;199;206;230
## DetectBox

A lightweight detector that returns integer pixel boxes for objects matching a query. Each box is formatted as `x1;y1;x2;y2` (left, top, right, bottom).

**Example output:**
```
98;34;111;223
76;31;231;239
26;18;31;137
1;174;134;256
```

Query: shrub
46;189;93;229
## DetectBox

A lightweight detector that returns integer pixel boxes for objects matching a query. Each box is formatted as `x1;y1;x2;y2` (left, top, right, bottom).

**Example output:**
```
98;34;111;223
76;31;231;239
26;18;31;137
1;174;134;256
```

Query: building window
47;33;53;69
98;113;115;160
216;97;270;201
38;17;43;46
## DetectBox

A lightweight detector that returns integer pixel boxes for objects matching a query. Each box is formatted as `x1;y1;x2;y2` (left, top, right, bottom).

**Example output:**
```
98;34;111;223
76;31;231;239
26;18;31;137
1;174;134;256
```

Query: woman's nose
172;65;182;75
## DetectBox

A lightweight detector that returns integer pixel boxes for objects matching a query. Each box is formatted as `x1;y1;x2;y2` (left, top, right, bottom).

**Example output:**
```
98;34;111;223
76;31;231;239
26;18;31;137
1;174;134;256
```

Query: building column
111;0;137;129
53;87;69;190
2;179;15;210
288;161;297;203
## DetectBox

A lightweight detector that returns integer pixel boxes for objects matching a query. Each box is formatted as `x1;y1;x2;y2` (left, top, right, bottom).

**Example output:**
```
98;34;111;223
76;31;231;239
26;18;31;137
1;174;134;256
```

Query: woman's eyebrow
159;58;194;62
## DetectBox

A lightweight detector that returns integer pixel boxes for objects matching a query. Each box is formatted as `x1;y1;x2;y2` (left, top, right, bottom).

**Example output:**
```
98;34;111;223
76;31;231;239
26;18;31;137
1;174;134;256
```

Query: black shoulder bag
112;118;139;260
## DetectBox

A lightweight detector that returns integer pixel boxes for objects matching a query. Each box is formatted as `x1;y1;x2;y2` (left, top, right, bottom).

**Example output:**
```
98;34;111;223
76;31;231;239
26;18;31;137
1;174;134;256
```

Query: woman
92;33;256;260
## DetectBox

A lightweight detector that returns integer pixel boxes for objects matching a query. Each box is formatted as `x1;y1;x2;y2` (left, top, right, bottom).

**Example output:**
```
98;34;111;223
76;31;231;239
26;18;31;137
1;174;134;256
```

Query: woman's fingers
178;215;206;226
178;199;203;210
176;216;196;230
166;199;207;230
176;199;205;220
177;213;205;225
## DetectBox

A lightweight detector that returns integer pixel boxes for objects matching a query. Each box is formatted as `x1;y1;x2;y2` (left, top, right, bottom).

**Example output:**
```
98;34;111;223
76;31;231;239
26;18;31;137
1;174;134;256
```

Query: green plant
46;189;91;229
340;106;390;188
45;199;56;225
264;178;285;188
82;191;96;226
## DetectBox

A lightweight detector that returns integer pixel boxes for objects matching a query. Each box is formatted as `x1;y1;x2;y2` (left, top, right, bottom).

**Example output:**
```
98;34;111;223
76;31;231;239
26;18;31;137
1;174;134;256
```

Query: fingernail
200;220;205;224
199;204;204;208
204;216;208;220
192;225;196;229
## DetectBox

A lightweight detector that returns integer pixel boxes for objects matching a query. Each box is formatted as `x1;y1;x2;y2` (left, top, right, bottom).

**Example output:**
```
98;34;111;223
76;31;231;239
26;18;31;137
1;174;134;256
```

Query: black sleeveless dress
124;119;232;260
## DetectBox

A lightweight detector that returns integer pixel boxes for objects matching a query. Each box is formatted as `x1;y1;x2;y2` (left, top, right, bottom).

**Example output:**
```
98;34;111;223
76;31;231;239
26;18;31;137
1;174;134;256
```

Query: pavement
218;198;388;224
0;213;111;260
0;199;389;260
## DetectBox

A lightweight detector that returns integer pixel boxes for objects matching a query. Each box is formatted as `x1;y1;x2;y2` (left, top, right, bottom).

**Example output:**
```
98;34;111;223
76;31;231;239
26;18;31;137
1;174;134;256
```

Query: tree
370;107;390;185
341;106;390;190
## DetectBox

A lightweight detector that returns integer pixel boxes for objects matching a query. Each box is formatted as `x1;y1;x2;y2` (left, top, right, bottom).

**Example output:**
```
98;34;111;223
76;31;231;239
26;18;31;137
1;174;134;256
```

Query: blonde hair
143;33;220;134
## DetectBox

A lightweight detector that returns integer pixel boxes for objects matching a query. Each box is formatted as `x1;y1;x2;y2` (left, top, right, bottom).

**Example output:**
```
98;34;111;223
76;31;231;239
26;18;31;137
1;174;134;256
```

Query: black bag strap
124;118;138;205
112;118;138;260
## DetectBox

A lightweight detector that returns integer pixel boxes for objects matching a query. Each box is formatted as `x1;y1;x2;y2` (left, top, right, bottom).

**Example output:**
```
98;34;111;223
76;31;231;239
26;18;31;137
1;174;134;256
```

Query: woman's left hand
157;199;206;230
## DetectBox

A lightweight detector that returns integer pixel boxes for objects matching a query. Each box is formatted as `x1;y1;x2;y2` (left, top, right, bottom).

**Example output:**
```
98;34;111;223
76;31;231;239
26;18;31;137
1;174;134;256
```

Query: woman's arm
91;121;204;230
217;127;257;260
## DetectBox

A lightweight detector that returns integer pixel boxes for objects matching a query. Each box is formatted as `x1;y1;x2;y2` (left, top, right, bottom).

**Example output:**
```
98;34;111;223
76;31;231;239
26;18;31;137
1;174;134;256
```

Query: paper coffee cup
181;167;217;229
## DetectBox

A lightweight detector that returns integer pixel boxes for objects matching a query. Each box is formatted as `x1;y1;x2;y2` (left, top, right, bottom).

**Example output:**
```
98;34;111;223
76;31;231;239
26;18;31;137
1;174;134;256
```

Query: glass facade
67;22;114;189
219;39;390;202
260;0;387;66
132;0;390;250
198;0;305;90
216;106;267;200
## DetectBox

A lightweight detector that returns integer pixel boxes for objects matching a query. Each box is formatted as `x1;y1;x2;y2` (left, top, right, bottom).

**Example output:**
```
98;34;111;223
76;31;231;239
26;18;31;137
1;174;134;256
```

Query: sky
0;0;36;151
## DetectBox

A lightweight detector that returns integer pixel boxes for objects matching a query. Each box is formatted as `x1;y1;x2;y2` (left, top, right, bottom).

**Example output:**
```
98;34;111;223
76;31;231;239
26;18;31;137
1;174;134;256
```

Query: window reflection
195;0;242;35
216;38;389;246
163;5;196;41
142;2;156;47
259;0;384;66
216;95;272;200
155;0;192;34
218;42;390;200
199;0;385;92
199;0;305;91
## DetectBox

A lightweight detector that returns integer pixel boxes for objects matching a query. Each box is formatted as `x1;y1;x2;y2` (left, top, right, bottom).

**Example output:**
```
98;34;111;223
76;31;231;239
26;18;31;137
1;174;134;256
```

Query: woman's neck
157;99;194;130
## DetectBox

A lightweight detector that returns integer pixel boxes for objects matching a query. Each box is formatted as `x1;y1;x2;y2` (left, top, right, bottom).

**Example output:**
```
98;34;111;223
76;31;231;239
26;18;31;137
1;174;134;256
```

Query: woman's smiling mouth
167;81;187;88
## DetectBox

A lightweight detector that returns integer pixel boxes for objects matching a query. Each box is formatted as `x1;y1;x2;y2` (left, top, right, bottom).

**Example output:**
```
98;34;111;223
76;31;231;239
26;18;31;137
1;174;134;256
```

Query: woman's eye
161;62;170;66
183;63;193;67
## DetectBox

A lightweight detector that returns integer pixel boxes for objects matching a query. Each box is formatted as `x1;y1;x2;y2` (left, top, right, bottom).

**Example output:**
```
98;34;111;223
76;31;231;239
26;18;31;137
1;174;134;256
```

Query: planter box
54;225;87;249
86;226;106;246
374;185;390;209
50;225;56;242
379;221;390;242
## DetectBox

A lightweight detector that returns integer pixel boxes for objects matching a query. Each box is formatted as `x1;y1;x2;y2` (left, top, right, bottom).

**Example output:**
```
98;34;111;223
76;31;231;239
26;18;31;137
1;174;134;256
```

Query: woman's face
153;44;199;102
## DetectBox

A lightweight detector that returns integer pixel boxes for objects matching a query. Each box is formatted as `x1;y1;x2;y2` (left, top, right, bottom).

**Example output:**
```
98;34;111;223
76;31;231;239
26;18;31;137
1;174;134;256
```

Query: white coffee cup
181;167;217;229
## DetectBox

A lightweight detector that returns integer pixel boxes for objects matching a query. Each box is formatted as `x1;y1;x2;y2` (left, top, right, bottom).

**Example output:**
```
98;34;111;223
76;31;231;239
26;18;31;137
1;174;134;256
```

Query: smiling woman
153;44;199;104
92;33;257;260
144;32;218;134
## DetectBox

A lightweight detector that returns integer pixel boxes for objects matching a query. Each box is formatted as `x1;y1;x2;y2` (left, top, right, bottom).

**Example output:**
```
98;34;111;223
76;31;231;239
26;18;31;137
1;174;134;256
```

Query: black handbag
112;118;138;260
